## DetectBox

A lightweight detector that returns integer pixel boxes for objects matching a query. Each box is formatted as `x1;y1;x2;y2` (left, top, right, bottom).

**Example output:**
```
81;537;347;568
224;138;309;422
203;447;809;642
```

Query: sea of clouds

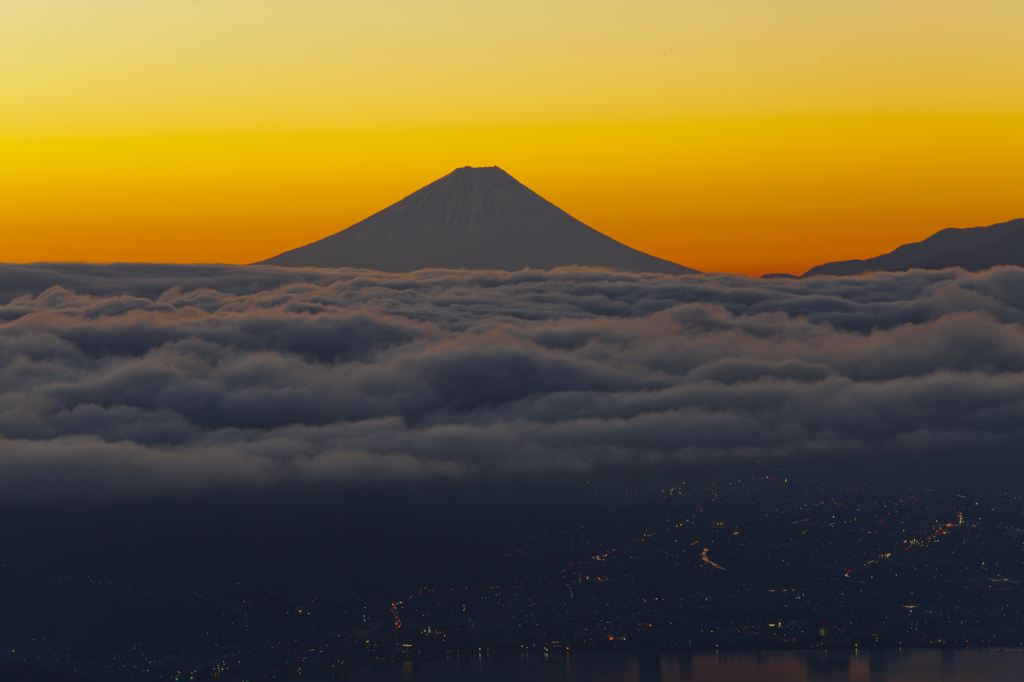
2;262;1023;500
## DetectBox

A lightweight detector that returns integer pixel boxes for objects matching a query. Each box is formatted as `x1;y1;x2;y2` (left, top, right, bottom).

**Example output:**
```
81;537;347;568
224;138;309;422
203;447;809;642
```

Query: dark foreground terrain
2;457;1023;681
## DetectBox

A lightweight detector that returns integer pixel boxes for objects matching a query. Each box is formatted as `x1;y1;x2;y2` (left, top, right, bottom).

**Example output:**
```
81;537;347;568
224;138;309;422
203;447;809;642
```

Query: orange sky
2;1;1023;275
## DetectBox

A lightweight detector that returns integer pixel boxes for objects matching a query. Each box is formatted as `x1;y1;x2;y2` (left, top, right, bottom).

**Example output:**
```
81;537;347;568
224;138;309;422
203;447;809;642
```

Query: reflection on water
336;650;1024;682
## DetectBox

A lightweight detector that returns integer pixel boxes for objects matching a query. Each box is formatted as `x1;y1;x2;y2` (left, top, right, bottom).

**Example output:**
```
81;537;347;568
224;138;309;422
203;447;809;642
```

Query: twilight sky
2;0;1023;275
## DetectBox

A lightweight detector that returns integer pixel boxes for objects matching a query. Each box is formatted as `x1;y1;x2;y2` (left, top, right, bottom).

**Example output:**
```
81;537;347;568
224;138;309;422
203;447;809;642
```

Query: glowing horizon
2;1;1023;275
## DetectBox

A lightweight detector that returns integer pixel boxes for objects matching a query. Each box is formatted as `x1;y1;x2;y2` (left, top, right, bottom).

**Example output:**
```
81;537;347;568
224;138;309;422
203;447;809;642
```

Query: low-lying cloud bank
2;263;1024;499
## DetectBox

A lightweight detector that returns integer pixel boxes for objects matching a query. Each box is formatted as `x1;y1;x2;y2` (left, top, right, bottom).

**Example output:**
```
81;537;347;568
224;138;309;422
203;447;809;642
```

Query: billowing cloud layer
2;263;1024;499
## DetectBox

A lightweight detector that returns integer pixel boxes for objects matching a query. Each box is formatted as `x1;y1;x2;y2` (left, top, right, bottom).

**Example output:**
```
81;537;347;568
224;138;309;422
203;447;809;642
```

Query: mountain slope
907;223;1024;272
801;218;1023;277
260;166;697;275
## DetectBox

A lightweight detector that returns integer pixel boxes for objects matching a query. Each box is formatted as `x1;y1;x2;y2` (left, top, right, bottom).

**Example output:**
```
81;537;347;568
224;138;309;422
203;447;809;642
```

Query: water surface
337;650;1024;682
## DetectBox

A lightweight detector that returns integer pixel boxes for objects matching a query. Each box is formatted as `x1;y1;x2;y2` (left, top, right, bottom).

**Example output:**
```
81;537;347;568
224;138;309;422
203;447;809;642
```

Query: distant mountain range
261;166;697;275
799;218;1024;277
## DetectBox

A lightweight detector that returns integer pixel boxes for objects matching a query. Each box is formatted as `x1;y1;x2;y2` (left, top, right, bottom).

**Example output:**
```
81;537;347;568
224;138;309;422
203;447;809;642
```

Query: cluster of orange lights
846;513;965;577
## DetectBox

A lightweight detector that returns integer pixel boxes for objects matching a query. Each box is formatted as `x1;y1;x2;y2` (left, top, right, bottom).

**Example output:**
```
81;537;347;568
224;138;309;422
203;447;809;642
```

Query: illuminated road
699;546;726;570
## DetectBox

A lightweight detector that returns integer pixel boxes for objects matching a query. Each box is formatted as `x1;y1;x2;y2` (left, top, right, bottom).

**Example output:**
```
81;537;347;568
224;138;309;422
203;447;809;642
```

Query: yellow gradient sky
2;0;1023;275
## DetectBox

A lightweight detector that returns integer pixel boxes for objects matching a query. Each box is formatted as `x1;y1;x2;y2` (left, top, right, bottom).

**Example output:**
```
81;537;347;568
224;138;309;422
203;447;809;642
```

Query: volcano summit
261;166;696;274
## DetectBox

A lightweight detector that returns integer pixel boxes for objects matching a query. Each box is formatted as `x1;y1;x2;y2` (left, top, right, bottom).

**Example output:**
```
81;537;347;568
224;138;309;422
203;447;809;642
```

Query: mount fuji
260;166;696;275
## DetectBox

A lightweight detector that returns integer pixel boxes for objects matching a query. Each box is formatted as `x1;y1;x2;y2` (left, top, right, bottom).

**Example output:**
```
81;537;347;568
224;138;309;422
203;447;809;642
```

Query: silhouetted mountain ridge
908;224;1024;271
802;218;1024;277
261;166;696;275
